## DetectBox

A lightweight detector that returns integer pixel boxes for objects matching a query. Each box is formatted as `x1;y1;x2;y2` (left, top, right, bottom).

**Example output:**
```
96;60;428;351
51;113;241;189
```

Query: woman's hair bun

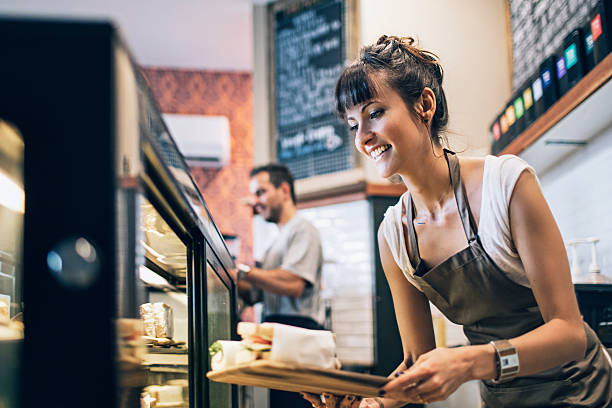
376;35;415;47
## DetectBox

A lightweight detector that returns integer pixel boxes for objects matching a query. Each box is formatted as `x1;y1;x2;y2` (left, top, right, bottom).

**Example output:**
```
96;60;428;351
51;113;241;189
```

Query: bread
236;322;274;341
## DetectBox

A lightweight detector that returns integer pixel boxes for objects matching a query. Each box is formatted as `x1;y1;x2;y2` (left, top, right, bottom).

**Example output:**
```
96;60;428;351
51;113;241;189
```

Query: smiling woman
303;35;612;408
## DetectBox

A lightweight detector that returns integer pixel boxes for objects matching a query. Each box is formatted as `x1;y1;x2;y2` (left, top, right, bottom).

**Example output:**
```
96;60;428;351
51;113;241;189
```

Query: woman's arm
376;225;437;407
381;169;586;403
502;169;586;370
377;224;437;364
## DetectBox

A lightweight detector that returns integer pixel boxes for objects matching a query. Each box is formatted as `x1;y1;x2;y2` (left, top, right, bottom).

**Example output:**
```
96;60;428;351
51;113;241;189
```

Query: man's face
249;172;283;223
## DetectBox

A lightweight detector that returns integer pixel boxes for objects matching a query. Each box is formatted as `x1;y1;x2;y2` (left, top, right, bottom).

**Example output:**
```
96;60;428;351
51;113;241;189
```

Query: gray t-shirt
260;215;323;324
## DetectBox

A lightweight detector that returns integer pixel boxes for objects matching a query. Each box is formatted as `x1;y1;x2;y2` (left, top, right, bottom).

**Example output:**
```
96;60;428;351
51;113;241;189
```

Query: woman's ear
419;87;437;122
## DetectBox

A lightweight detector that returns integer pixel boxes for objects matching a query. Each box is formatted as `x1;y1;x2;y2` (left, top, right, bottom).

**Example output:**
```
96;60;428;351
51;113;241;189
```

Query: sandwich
209;322;339;370
209;322;274;370
236;321;274;357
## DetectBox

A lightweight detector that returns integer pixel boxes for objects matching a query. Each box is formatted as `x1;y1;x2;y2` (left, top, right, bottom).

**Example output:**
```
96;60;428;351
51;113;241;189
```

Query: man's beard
265;204;282;224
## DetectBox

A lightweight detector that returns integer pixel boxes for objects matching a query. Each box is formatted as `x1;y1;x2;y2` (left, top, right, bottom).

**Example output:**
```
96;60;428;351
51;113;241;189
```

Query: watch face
501;354;519;369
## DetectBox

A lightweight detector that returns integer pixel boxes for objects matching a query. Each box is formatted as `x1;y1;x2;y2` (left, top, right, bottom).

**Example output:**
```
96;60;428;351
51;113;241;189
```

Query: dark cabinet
0;17;236;408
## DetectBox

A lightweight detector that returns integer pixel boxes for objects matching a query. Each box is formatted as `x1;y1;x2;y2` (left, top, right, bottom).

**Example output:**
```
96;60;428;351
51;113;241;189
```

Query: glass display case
0;17;237;408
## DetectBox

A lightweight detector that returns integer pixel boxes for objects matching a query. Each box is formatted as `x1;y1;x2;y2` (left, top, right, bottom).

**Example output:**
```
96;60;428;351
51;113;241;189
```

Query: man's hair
250;163;296;204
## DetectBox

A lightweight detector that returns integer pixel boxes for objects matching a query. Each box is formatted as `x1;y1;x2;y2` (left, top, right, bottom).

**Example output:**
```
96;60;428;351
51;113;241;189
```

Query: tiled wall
141;67;254;264
299;200;375;366
531;127;612;283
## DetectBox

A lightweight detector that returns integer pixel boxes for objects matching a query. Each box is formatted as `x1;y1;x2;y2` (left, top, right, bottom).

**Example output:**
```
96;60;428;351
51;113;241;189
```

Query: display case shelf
500;53;612;173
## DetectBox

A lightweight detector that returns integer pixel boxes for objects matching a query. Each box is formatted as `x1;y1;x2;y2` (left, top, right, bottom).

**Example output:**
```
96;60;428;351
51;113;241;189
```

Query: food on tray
209;322;339;370
209;340;259;370
140;302;174;339
142;384;184;408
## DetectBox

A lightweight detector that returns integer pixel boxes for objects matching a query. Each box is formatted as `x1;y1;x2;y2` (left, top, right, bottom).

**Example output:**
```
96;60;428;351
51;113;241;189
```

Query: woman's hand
379;347;476;404
301;393;383;408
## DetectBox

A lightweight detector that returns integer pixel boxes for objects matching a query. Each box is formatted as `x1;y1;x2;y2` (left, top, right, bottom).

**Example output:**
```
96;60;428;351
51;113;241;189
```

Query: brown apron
403;150;612;407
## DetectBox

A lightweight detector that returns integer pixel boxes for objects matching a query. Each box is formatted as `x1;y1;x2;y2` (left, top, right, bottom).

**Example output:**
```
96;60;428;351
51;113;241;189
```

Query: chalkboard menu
509;0;598;91
273;0;354;180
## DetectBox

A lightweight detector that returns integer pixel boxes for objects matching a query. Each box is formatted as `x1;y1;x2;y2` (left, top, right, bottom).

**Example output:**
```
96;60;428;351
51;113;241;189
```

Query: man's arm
240;267;307;298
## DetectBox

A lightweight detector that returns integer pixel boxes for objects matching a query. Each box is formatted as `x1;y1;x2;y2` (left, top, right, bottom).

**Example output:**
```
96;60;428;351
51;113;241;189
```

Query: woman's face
345;78;427;179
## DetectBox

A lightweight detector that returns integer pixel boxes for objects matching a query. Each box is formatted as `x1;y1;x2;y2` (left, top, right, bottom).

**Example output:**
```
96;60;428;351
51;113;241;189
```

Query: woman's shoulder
459;154;533;181
382;192;407;224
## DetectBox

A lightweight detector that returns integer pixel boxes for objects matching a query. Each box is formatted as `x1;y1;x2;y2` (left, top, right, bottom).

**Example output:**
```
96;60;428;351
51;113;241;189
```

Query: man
233;163;324;408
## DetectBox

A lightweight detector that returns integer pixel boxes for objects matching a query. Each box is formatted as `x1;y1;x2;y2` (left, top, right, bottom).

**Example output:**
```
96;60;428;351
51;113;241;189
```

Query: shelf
499;53;612;170
145;365;189;374
147;345;188;354
143;351;188;366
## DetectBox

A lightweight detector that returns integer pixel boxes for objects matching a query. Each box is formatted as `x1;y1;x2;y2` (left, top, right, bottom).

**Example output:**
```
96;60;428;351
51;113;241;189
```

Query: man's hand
227;267;238;281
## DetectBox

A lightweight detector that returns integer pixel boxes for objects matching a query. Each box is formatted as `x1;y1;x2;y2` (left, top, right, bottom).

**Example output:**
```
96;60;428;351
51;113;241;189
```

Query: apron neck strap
443;149;478;242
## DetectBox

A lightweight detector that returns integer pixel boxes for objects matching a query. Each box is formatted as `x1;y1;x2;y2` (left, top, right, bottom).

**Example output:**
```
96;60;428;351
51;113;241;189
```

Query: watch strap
490;339;520;383
237;263;251;281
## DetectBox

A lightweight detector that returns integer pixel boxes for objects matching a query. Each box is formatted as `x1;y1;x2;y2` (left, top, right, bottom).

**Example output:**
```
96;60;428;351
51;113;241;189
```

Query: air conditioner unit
162;114;230;167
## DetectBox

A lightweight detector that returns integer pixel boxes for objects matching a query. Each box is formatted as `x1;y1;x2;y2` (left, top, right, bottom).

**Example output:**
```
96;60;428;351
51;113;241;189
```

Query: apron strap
443;149;478;243
405;194;420;267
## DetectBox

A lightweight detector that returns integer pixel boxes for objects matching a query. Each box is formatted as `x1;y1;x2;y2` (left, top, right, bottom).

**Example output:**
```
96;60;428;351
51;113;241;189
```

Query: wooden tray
206;360;389;397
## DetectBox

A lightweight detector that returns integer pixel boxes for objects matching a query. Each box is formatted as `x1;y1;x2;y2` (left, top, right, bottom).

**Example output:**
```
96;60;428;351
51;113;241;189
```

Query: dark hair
335;35;449;146
250;163;296;204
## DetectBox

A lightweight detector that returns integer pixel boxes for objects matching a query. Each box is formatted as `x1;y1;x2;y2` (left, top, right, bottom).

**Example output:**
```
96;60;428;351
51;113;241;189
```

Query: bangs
335;63;379;118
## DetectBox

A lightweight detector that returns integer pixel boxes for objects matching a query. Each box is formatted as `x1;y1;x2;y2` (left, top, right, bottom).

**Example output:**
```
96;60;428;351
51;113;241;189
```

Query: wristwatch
490;339;520;383
236;263;252;281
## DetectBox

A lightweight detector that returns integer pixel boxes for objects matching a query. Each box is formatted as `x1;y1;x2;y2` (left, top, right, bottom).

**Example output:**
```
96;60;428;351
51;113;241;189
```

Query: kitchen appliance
567;238;612;284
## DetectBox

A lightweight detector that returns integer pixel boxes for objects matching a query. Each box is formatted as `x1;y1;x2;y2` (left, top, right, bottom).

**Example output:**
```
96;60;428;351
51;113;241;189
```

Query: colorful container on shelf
504;101;517;146
490;0;612;155
521;78;536;128
585;20;597;72
489;115;502;155
540;56;559;112
591;0;612;65
531;73;545;118
512;92;526;136
558;29;586;95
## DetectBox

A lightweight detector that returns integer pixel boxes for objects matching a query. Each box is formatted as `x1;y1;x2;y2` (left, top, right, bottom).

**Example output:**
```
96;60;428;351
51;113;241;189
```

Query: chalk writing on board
275;0;349;169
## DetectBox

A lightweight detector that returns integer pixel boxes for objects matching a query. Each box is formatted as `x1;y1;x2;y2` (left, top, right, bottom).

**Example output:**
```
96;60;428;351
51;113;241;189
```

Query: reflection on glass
134;196;190;408
136;76;211;228
141;200;187;280
207;262;231;408
0;119;25;408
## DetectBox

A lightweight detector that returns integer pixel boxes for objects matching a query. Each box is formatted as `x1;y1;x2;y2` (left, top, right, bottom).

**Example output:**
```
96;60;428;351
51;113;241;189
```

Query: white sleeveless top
381;154;537;292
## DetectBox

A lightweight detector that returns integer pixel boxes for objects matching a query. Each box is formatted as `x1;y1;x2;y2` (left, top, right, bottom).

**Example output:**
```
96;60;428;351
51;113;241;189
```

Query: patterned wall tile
142;67;254;264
